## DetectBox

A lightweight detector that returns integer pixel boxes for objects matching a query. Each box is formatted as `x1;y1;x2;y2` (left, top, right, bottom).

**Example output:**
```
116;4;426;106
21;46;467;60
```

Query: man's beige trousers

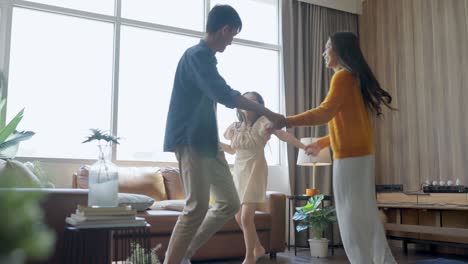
163;146;240;264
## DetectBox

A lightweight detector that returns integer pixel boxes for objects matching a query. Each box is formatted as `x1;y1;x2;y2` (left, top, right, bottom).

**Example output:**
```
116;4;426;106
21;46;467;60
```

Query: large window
27;0;114;15
121;0;204;31
216;44;280;164
8;8;114;159
117;27;198;162
4;0;281;164
211;0;278;44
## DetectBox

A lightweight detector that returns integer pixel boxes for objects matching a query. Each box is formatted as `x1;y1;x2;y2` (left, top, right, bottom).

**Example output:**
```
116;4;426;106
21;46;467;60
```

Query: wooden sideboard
377;192;468;256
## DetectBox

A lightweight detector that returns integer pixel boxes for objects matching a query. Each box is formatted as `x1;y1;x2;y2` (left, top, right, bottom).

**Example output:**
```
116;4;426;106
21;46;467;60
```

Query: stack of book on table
66;205;146;228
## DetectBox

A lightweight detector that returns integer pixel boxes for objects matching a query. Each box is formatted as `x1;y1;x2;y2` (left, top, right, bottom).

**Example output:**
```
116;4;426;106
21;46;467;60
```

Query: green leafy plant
0;76;54;261
292;194;337;239
0;98;35;159
126;242;161;264
0;170;56;261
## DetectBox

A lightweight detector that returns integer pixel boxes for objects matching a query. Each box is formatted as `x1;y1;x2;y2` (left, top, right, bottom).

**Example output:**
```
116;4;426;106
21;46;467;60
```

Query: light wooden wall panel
360;0;468;191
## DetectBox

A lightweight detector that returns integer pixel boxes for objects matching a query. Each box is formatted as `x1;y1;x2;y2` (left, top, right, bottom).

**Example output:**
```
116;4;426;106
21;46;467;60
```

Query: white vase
308;238;329;258
88;144;118;207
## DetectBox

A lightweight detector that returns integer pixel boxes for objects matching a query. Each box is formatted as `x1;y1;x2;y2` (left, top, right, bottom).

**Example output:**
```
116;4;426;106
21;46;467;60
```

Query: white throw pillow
151;200;186;211
150;200;214;211
118;193;155;211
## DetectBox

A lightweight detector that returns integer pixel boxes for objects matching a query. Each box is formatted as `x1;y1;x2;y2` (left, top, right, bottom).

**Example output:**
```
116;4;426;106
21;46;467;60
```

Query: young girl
221;91;305;264
271;32;396;263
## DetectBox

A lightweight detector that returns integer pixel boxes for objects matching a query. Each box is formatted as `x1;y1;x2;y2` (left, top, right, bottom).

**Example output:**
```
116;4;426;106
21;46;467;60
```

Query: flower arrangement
82;128;120;207
82;128;120;145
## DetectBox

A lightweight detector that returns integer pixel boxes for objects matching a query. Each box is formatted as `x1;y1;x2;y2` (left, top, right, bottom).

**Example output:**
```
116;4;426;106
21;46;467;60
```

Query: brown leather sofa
36;166;285;263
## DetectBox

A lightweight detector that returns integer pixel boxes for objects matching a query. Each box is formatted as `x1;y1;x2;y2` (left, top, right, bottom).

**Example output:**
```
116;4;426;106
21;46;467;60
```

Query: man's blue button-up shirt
164;40;241;157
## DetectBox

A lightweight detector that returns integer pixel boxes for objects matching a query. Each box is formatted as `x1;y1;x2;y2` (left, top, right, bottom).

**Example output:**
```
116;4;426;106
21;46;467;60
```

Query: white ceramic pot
308;238;329;258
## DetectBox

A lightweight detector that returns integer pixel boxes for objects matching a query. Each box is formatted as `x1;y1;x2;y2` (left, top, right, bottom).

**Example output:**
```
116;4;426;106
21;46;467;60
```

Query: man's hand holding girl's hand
305;142;321;156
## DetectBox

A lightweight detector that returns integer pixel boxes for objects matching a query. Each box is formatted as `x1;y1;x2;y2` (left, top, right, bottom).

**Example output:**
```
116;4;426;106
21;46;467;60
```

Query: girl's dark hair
330;32;395;115
236;92;264;126
206;5;242;33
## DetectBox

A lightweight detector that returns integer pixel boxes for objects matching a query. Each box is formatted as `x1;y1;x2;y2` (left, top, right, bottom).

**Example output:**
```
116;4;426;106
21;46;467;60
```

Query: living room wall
359;0;468;191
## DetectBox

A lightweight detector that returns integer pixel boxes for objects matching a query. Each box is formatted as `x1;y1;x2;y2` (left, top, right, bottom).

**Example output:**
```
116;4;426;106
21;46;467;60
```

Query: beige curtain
360;0;468;191
282;0;357;246
282;0;358;197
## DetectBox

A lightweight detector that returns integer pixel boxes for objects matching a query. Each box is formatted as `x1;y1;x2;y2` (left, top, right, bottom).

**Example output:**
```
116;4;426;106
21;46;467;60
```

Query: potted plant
0;64;35;159
0;98;35;159
82;129;120;207
0;92;55;263
122;242;161;264
293;194;336;258
0;181;56;264
0;97;40;187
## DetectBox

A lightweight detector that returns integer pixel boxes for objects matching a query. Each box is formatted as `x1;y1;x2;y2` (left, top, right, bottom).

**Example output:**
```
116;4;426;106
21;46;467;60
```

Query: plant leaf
82;128;120;144
292;212;306;221
0;131;35;151
296;224;309;232
0;108;24;144
0;98;5;131
295;205;304;211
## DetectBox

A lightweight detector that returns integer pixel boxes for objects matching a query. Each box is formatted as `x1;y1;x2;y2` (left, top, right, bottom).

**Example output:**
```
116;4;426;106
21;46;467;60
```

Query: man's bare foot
242;255;256;264
254;246;266;261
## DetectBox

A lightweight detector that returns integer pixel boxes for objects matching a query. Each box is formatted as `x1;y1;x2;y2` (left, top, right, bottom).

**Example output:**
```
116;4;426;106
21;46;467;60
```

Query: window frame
0;0;284;165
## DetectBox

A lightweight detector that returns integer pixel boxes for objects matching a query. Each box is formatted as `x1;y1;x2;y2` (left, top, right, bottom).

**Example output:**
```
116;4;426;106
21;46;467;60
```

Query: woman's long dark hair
236;92;265;126
330;32;395;116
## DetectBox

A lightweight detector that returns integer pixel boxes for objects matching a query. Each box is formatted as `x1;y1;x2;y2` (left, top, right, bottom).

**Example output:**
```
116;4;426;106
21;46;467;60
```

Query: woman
272;32;396;263
221;91;305;264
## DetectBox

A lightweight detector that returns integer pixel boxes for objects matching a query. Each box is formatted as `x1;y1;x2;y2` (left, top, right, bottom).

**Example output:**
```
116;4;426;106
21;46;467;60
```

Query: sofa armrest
257;191;286;253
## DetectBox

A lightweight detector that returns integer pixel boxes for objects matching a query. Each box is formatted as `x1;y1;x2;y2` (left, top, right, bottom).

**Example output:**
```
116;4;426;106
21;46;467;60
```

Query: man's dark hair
206;5;242;33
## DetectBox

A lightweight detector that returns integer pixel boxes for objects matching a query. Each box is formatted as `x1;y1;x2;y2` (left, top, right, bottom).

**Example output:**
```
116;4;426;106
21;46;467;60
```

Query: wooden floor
193;246;468;264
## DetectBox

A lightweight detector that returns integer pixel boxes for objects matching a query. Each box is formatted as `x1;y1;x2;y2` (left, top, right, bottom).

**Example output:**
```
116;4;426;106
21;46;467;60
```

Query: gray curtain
282;0;358;245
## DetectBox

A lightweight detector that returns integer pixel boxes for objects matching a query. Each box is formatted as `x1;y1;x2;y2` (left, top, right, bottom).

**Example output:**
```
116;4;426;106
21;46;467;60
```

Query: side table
62;224;152;264
287;195;335;256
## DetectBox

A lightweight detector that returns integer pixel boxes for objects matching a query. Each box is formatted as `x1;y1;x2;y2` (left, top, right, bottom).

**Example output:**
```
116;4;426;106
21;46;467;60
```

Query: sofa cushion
138;210;271;234
0;159;41;187
75;166;168;201
150;199;215;212
151;199;185;211
161;168;185;200
118;193;155;211
118;167;167;201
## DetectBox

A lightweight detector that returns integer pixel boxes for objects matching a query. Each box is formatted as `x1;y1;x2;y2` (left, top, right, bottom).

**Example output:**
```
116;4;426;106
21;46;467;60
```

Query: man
163;5;286;264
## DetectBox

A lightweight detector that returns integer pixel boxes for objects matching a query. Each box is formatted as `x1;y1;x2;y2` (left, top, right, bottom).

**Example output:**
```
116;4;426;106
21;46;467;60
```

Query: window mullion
111;0;121;162
204;0;210;32
0;0;13;127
